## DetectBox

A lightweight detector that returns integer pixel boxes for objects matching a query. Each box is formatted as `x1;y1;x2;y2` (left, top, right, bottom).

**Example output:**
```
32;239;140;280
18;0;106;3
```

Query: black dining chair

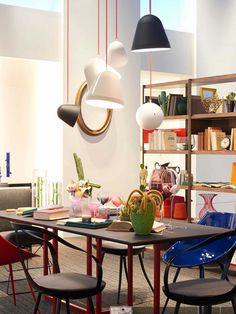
93;240;153;304
12;222;106;314
162;229;236;314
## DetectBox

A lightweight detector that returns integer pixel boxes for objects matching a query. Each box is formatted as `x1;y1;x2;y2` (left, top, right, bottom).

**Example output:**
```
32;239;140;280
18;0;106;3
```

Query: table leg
43;229;48;276
52;228;58;273
127;244;133;306
87;236;92;313
96;238;102;314
153;244;161;314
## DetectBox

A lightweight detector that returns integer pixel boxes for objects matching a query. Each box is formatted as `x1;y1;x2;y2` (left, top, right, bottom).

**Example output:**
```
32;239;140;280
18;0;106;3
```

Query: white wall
0;4;61;61
141;30;194;75
195;0;236;216
0;5;62;184
0;57;62;183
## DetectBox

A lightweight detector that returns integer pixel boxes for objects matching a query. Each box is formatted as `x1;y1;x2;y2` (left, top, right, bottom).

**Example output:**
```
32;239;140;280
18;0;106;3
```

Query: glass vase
199;193;217;219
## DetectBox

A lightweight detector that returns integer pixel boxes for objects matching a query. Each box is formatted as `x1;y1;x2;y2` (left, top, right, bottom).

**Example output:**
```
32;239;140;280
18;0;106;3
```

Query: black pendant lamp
57;0;79;127
57;105;79;127
131;14;170;52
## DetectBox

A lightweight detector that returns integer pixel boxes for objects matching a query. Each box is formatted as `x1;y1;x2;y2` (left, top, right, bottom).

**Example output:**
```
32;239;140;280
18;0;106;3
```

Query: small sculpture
139;164;148;191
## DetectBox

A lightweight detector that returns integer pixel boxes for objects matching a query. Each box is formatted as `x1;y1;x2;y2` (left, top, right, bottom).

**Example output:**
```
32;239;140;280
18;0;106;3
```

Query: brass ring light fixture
75;81;113;136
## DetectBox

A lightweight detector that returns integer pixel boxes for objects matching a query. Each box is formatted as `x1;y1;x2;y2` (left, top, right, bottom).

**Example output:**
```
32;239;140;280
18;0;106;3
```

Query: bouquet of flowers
66;153;101;198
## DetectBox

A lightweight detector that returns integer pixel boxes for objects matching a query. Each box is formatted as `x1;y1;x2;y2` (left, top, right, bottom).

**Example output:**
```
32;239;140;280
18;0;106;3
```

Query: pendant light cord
66;0;70;103
116;0;118;39
98;0;100;56
106;0;108;67
149;0;152;101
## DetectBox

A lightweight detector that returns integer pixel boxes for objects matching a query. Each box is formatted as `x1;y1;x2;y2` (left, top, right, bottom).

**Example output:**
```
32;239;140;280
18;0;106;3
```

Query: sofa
0;186;32;231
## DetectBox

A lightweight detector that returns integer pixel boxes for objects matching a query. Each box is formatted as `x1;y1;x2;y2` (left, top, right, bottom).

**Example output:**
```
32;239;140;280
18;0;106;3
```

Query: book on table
33;207;70;220
106;220;166;233
57;217;112;229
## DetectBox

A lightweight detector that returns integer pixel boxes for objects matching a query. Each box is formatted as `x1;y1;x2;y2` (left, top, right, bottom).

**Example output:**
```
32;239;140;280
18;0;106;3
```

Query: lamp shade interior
57;105;80;127
86;70;124;109
131;14;170;52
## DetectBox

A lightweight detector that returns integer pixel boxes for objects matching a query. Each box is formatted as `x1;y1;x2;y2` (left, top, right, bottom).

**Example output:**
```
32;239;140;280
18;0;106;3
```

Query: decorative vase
130;203;155;235
199;193;217;219
226;101;235;112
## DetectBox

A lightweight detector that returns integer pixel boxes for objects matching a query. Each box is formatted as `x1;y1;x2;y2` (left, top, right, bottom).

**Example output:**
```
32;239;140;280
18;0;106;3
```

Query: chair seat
35;272;106;299
93;240;145;256
163;278;235;306
5;230;49;246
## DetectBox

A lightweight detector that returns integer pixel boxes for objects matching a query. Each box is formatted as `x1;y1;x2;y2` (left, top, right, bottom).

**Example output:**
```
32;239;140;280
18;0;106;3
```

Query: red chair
0;235;36;305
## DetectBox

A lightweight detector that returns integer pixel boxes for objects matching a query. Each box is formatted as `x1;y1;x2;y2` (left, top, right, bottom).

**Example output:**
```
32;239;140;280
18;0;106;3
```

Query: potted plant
127;189;163;235
226;92;236;112
157;91;168;116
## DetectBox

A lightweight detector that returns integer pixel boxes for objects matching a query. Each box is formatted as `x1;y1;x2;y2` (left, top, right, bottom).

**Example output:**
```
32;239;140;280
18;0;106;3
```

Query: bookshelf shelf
144;150;188;154
192;150;236;155
142;73;236;222
192;185;236;194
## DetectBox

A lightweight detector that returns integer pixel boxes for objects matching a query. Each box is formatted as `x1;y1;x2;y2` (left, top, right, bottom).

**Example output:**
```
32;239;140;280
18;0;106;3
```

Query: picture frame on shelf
200;87;217;100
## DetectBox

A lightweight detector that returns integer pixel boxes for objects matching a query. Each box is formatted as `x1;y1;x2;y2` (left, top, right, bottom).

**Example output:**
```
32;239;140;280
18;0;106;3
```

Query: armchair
162;230;236;314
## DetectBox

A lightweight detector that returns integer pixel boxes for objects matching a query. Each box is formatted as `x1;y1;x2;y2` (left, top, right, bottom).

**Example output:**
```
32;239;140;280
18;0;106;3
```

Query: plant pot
226;101;235;112
130;203;155;235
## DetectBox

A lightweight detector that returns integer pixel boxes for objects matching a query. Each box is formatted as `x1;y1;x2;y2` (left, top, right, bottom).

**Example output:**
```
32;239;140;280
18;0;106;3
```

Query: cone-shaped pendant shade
84;57;121;89
86;70;124;109
57;105;79;127
131;14;170;52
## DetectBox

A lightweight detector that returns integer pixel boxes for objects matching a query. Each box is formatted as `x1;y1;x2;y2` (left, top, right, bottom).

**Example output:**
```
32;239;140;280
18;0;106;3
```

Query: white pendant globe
84;57;121;89
108;40;128;68
136;102;163;130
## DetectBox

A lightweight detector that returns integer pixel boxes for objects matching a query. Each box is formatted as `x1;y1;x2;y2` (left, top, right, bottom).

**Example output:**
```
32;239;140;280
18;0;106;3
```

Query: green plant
126;189;163;235
157;91;168;116
226;92;236;102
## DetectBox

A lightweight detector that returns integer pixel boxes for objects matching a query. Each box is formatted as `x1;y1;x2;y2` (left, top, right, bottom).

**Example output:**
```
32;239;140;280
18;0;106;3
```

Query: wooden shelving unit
142;73;236;222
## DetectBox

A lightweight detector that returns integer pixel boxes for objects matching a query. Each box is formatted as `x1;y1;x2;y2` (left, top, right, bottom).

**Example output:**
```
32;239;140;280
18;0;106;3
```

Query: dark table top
0;212;230;246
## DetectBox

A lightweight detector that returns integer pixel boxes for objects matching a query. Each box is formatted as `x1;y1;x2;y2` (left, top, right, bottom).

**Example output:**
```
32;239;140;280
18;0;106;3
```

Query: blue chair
162;212;236;312
162;230;236;314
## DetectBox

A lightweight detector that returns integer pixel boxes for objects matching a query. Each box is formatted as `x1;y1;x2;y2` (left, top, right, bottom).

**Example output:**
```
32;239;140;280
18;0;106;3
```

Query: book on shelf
197;132;204;150
191;95;205;114
161;130;176;150
234;128;236;151
33;207;69;220
210;131;226;150
230;128;234;150
204;127;222;150
167;94;183;116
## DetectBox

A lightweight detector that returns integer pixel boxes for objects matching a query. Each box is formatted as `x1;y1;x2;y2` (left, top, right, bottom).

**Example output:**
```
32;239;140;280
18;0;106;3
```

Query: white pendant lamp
107;0;127;68
86;70;124;109
84;57;121;89
108;40;128;68
86;0;124;109
136;101;163;130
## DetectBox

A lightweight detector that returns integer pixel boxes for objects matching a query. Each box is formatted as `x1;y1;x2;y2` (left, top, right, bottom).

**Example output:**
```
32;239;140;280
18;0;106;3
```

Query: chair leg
138;253;154;293
8;264;16;306
88;297;95;314
231;298;236;313
162;268;181;313
123;256;128;281
65;299;70;314
56;299;61;314
33;293;42;314
174;302;180;314
117;256;123;304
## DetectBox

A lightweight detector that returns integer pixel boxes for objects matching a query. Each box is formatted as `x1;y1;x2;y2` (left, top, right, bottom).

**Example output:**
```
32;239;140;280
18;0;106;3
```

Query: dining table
0;211;230;314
